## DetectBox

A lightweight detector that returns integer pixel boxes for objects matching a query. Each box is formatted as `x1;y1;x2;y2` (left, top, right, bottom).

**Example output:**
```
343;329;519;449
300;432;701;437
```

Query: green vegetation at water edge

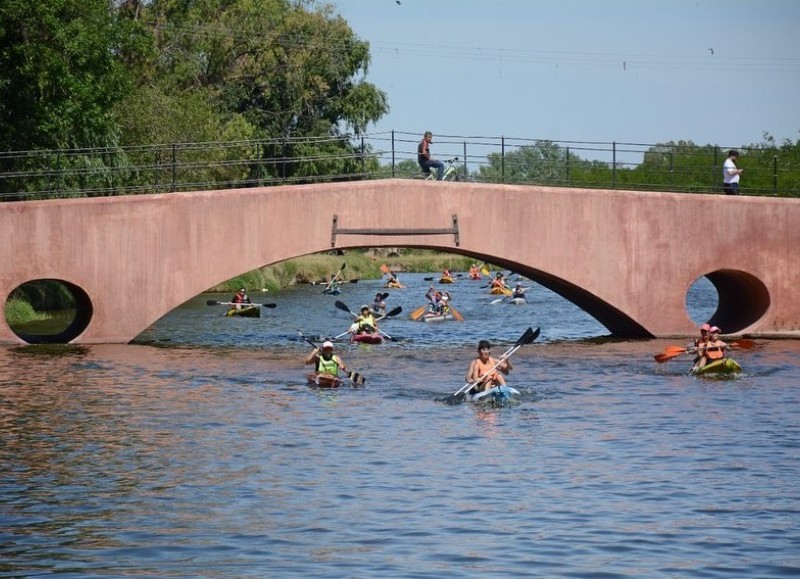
206;251;481;293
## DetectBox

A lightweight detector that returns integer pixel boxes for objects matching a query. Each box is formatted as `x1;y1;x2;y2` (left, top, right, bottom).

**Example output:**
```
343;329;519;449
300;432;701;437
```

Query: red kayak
351;332;384;345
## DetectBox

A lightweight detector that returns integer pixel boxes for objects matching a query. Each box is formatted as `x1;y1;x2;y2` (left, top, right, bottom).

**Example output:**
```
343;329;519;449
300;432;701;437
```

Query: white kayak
470;385;521;404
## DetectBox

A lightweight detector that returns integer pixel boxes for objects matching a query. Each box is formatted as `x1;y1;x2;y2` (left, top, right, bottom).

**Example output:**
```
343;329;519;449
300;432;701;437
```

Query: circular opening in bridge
685;276;719;326
686;270;770;334
4;279;92;344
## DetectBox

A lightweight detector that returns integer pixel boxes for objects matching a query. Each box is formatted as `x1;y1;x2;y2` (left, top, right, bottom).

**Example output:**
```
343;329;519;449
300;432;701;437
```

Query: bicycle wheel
443;171;459;182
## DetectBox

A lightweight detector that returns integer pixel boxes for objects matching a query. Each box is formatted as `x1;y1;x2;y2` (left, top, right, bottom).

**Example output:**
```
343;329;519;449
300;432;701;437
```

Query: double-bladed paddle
296;330;366;386
322;262;347;293
206;300;277;308
334;300;401;341
653;338;755;363
444;326;541;405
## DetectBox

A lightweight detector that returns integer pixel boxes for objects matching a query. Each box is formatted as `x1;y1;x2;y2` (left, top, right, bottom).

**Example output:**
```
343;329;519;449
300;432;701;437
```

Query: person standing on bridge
418;131;445;180
723;149;743;195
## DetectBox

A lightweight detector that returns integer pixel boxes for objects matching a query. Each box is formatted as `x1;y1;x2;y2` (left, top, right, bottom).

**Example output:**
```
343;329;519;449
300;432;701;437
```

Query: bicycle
420;157;460;181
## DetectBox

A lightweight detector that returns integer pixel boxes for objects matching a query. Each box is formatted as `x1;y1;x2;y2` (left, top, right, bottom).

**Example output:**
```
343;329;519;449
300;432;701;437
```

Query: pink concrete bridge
2;179;799;344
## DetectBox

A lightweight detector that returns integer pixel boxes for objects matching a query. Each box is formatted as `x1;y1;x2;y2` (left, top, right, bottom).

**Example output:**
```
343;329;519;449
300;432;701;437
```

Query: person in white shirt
723;149;743;195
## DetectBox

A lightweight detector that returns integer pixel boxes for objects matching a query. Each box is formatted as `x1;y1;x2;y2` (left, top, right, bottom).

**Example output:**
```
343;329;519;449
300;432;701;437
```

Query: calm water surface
2;274;799;578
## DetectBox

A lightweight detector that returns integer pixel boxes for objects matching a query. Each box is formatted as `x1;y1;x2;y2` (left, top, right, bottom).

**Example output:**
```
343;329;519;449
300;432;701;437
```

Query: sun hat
700;323;711;331
709;326;720;333
361;304;370;311
321;341;334;349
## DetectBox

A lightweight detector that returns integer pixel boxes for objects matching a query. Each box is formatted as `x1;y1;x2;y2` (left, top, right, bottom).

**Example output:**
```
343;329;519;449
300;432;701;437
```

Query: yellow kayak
489;287;511;295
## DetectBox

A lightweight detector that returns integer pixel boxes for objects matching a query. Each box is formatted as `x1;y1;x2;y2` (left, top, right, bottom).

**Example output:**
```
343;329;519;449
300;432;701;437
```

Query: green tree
0;0;142;151
127;0;389;182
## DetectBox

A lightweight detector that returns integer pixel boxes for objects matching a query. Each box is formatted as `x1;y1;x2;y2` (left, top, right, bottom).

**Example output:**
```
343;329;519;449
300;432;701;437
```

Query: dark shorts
723;182;739;195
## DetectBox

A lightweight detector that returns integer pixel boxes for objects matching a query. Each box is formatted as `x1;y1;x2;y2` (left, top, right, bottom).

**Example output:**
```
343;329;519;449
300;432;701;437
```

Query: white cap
321;341;334;349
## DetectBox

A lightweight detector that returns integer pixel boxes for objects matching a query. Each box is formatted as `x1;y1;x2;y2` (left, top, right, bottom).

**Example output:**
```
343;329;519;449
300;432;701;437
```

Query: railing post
773;155;778;196
501;136;505;183
612;141;617;189
669;150;674;189
391;130;396;178
171;143;177;192
360;135;365;177
566;146;570;185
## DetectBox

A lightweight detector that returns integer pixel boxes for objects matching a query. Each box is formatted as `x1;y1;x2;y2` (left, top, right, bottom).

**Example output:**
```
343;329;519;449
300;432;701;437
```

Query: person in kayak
353;305;378;335
511;283;528;300
426;285;443;312
692;325;727;371
372;293;386;316
689;323;711;368
466;340;513;393
231;287;251;310
469;264;482;280
305;340;348;384
490;272;507;292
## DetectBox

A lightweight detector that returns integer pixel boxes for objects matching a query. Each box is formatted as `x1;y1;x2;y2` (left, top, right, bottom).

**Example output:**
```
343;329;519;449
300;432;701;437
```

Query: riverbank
207;250;481;293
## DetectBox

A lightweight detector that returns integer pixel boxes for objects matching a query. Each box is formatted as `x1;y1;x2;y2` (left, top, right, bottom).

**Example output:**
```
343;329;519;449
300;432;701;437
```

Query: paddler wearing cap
305;340;349;386
692;325;728;372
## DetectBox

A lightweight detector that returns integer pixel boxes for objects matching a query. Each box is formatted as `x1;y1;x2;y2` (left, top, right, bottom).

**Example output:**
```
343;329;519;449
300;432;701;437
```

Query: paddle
335;300;398;341
448;305;464;321
653;338;756;363
410;305;427;321
377;305;403;321
445;326;541;404
206;300;277;308
296;331;366;386
322;262;346;293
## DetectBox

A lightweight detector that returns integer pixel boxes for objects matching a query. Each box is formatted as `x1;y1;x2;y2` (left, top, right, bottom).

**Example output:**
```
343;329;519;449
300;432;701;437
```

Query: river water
2;273;799;578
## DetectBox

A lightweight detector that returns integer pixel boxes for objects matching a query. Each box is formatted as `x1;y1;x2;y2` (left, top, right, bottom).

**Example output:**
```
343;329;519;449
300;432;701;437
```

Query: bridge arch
1;179;798;344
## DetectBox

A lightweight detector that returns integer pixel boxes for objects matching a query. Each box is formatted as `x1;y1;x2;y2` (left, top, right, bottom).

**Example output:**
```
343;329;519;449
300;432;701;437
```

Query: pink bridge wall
1;179;799;344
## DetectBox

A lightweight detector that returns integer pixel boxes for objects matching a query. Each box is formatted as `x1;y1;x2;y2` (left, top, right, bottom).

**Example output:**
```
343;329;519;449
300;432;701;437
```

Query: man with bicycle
418;131;445;180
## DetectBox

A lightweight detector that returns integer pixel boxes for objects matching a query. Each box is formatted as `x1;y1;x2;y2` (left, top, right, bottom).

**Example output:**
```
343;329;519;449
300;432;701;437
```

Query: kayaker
231;287;251;310
305;340;348;385
469;264;482;280
692;326;727;371
466;340;513;393
439;293;452;314
353;305;378;334
324;273;341;292
425;285;443;313
689;323;711;367
512;283;527;299
372;293;386;316
490;272;507;292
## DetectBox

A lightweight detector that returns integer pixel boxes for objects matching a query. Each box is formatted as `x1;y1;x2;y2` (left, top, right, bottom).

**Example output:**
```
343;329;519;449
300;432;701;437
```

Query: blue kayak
470;385;521;405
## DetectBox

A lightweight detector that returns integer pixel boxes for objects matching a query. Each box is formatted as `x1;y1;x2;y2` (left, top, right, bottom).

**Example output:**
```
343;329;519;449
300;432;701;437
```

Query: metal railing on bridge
1;131;798;201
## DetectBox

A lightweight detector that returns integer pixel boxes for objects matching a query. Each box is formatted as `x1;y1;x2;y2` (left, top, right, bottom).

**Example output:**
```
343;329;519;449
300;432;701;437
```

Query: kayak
224;305;260;318
439;276;455;284
692;357;742;376
322;287;341;296
307;372;342;388
351;333;384;345
470;385;521;405
489;287;511;295
508;297;527;305
420;312;456;323
383;282;406;289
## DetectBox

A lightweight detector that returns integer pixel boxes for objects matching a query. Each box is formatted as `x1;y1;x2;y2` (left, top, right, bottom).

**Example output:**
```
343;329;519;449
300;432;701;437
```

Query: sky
331;0;799;160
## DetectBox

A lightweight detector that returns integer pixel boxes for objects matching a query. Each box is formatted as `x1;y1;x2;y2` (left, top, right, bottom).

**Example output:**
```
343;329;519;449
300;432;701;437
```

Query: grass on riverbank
207;250;483;293
5;298;51;326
